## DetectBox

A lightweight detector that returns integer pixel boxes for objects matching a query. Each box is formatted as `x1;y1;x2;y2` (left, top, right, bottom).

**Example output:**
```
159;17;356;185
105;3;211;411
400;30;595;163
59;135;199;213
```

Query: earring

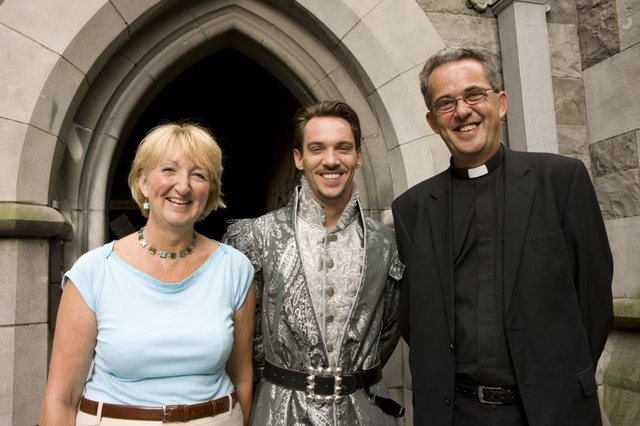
143;198;149;210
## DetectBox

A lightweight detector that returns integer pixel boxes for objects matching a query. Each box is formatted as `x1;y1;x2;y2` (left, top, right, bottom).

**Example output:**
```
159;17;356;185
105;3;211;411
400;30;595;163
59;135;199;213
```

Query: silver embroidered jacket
223;182;404;426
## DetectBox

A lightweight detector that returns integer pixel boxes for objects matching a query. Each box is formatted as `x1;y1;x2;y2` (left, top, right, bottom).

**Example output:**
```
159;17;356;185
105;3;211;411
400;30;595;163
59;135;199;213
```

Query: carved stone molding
466;0;500;13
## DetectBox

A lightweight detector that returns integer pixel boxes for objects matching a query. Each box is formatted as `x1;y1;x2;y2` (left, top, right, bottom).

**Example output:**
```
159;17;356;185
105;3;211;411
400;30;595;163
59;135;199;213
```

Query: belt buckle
478;385;504;405
162;404;179;423
305;366;344;405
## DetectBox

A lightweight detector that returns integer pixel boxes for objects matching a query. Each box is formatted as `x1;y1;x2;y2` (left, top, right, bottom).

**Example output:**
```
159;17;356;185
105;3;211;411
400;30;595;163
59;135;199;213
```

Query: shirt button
325;258;334;268
327;343;334;352
326;314;334;323
327;234;338;242
445;396;451;405
326;287;335;297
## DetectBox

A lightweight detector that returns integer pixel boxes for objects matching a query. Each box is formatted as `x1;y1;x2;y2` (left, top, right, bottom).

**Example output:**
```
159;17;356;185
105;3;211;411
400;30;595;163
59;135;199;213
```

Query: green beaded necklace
137;227;197;259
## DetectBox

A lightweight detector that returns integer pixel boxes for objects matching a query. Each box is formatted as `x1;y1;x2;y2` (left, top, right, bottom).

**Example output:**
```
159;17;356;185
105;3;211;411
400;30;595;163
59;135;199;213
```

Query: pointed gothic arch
51;0;442;261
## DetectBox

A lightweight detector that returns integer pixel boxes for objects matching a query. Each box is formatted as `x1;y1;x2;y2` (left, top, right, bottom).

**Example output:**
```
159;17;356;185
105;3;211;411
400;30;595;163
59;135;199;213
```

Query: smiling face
426;59;507;169
293;116;362;210
138;147;210;229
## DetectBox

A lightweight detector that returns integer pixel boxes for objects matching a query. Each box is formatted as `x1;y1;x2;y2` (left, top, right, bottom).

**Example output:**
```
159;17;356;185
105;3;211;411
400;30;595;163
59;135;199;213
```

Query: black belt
264;359;381;395
263;359;404;417
455;382;518;405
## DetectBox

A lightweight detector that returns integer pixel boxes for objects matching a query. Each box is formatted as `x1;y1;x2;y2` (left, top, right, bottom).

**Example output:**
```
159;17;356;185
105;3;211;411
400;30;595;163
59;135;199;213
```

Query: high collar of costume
450;144;504;179
297;175;359;229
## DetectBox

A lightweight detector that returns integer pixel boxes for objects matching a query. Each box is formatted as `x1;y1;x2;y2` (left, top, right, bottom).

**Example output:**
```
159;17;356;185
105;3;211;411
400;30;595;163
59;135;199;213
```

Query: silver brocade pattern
223;178;404;426
296;178;363;367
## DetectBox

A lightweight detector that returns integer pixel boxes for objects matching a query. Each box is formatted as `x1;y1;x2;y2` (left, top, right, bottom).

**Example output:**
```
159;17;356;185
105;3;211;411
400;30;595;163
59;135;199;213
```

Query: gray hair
419;46;502;110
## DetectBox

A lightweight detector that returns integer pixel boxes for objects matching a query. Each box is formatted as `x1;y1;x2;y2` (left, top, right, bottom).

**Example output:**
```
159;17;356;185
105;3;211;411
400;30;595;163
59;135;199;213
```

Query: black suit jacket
391;146;613;426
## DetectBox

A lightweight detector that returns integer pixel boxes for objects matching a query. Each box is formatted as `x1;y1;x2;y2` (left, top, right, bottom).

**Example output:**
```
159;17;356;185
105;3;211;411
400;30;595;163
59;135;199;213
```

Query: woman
39;122;255;426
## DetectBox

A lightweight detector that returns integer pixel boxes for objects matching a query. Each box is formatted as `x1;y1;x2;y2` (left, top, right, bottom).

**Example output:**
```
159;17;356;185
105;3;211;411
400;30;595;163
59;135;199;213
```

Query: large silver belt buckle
305;366;344;404
478;385;504;405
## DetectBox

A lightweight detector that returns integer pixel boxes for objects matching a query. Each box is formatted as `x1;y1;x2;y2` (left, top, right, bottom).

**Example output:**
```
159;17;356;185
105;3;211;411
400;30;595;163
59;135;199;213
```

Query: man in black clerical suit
391;46;614;426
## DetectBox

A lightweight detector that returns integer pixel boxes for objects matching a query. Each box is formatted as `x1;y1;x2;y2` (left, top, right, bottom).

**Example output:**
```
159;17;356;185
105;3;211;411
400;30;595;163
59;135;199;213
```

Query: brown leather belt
79;390;237;423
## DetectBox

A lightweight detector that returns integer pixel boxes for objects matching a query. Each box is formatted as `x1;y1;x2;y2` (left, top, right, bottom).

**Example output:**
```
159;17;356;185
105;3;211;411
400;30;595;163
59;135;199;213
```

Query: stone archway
57;0;441;260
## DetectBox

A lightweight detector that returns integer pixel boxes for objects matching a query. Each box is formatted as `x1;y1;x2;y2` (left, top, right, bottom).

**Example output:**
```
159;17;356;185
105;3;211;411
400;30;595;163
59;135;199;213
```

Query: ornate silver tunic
223;179;404;426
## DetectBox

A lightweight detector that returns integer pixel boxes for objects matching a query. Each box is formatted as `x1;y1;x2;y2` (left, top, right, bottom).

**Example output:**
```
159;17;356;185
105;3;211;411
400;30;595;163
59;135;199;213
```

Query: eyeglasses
431;87;496;115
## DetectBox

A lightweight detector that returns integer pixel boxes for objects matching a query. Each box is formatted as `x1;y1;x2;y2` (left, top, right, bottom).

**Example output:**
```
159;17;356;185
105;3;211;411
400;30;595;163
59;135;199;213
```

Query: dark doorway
109;48;302;241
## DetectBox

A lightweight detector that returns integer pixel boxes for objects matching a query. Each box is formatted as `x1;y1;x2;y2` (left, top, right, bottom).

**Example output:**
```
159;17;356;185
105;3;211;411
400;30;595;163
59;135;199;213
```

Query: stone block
613;299;640;330
605;217;640;298
0;0;106;55
576;0;620;69
557;124;588;157
0;119;25;201
374;65;435;149
416;0;476;14
361;0;442;75
546;0;578;25
602;331;640;425
594;170;640;219
552;76;586;126
13;324;48;426
0;25;58;124
617;0;640;50
583;44;640;143
426;13;500;54
548;23;581;79
590;131;638;177
0;239;49;326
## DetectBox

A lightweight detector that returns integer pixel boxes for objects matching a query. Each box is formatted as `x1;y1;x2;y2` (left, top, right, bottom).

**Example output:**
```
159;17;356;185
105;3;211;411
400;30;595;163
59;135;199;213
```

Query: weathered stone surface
552;76;587;125
426;13;500;53
590;131;638;177
558;124;591;172
547;0;578;25
548;23;582;79
594;170;640;219
558;124;588;155
613;298;640;329
416;0;476;14
576;0;620;69
617;0;640;50
602;331;640;424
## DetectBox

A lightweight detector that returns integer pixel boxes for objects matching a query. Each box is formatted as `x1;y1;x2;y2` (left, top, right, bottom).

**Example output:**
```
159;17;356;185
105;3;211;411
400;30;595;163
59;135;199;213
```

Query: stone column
492;0;558;153
0;203;70;425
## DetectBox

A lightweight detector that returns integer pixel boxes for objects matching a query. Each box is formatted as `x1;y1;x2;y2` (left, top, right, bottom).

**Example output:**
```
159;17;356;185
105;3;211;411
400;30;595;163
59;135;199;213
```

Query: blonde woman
39;122;255;426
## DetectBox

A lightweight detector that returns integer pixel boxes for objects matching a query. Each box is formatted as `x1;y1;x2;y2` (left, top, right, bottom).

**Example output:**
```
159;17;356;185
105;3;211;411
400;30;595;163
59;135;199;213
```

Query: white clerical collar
467;164;489;178
450;144;504;180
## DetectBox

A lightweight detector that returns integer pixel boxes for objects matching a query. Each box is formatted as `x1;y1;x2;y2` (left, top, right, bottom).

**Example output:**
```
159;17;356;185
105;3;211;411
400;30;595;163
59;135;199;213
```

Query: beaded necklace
137;227;197;259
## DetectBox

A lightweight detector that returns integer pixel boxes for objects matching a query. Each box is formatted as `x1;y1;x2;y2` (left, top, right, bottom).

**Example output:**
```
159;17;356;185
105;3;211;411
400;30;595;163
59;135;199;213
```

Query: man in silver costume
223;100;404;425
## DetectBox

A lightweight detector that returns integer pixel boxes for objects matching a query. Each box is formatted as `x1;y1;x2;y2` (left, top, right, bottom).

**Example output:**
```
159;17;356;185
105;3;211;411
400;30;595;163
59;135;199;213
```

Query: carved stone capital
466;0;500;13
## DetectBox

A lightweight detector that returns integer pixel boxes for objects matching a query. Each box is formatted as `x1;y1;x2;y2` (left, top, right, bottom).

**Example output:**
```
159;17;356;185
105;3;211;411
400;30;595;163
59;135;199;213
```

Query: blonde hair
128;122;225;219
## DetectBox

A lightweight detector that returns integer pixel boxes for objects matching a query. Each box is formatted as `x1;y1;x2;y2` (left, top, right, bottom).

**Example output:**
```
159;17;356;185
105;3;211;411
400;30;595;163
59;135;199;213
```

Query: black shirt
451;145;517;386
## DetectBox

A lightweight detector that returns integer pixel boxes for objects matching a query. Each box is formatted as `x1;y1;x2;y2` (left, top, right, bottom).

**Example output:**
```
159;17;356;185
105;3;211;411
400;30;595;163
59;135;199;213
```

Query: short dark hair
419;46;502;110
292;100;362;153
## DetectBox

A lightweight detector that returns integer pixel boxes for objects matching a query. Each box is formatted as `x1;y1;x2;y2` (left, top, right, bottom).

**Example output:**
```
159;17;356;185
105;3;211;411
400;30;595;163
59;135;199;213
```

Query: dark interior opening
109;48;302;241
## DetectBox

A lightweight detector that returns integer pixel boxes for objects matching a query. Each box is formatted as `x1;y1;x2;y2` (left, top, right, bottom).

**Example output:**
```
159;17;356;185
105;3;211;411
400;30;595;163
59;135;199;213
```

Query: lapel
502;148;535;312
425;172;455;341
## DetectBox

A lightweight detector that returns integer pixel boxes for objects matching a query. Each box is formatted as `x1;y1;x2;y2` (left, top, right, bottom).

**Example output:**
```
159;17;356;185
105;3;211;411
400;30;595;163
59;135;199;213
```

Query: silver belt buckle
162;404;183;423
478;385;504;405
305;366;344;404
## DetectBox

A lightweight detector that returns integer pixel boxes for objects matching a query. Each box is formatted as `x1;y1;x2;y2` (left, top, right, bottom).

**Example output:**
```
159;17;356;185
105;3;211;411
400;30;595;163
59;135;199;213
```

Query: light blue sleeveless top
62;240;254;405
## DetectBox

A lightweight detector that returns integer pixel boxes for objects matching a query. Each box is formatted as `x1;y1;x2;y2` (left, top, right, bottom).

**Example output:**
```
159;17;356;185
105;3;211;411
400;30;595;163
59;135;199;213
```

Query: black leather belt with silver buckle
263;359;404;417
454;382;518;405
263;359;381;399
